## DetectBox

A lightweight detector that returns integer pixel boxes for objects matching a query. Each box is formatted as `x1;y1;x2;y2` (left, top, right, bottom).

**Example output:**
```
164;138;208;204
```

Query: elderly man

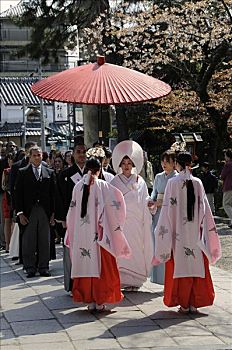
10;141;37;263
15;146;55;278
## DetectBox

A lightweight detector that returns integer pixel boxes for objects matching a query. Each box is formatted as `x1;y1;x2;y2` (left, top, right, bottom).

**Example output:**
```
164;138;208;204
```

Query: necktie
34;167;40;181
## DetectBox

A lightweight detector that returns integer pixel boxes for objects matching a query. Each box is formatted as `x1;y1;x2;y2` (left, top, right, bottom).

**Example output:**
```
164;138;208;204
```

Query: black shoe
26;272;36;278
12;257;19;261
228;224;232;229
39;271;51;277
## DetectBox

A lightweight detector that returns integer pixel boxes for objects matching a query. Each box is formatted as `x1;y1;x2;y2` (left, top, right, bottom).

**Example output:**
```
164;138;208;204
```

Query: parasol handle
98;105;103;144
97;55;105;66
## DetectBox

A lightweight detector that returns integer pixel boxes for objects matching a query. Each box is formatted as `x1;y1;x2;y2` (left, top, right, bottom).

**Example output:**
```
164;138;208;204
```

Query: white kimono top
152;169;221;278
111;174;153;286
65;175;131;278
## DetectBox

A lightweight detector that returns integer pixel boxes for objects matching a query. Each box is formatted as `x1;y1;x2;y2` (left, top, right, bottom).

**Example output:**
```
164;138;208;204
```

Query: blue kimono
150;170;178;284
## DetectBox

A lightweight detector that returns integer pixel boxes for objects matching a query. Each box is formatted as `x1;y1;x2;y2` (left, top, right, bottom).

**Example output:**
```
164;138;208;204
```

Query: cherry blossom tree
14;0;231;160
79;0;231;161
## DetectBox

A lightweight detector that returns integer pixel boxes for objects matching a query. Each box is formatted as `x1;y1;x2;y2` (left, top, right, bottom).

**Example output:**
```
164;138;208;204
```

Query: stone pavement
1;245;232;350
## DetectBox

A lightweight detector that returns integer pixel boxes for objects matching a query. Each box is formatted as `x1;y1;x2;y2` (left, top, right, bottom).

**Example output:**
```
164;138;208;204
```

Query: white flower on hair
86;147;105;159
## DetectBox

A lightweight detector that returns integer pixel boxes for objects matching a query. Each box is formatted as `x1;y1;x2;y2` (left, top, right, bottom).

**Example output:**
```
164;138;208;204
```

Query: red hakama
72;247;123;305
164;253;215;309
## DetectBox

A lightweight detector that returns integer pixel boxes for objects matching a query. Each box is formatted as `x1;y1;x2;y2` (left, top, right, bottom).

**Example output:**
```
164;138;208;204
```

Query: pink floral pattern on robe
152;169;221;278
65;176;131;278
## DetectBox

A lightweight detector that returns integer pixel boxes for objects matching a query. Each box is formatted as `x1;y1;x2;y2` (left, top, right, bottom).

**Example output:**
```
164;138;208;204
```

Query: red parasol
31;56;171;104
31;56;171;141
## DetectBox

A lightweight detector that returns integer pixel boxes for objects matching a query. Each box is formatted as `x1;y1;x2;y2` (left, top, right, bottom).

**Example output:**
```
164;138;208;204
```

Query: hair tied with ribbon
84;170;92;186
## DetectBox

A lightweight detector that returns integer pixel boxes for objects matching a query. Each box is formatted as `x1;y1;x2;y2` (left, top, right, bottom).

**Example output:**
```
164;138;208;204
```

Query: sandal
95;304;106;312
178;306;189;314
124;286;138;292
87;303;96;311
190;306;199;314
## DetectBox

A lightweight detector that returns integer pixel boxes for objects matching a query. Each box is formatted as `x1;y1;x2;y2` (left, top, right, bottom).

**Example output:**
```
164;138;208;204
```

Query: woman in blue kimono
150;150;178;284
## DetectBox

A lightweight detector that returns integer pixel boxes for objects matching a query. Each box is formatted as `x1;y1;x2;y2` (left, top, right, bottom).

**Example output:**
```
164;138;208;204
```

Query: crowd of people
0;138;231;314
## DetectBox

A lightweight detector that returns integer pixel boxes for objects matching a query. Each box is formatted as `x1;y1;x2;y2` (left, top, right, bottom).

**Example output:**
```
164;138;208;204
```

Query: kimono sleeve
197;195;222;265
152;180;173;265
140;179;153;275
98;183;131;258
64;183;80;257
151;174;159;201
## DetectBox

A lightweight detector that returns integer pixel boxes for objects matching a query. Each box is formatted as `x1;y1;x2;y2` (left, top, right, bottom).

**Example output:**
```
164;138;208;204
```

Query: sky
1;0;20;13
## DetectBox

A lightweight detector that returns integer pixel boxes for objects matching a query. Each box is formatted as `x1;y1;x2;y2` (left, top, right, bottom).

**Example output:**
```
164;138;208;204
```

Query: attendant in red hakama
152;152;221;314
65;157;131;312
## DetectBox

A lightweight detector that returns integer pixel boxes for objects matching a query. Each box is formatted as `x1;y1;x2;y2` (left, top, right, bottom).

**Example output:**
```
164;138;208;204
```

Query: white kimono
65;175;131;278
152;169;221;278
111;174;153;288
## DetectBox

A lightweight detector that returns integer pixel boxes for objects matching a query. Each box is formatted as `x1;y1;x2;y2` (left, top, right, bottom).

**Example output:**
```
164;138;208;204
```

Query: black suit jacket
10;158;47;210
104;164;116;176
57;163;87;220
15;164;55;219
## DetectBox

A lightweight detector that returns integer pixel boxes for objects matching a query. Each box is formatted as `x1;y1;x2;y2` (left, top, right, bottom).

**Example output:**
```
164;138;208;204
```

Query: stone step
214;216;231;225
216;223;232;235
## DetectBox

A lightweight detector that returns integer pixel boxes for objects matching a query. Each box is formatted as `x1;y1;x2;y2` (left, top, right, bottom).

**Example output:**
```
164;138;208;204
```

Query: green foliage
13;0;109;63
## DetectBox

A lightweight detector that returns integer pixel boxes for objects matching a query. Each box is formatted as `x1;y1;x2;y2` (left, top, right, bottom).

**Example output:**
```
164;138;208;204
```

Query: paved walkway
1;245;232;350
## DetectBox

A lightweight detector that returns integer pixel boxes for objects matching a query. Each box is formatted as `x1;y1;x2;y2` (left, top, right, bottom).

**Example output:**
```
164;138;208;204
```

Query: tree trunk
116;106;129;141
83;105;111;147
83;105;98;148
205;106;230;165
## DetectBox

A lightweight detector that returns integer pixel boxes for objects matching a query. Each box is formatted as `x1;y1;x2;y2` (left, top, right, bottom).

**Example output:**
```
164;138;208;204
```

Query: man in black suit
57;143;87;292
10;141;37;205
15;146;55;278
58;143;87;221
10;141;37;263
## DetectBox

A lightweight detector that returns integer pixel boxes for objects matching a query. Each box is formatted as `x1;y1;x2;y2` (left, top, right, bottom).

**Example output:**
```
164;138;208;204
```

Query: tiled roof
0;0;25;17
0;0;42;18
48;122;83;142
0;121;83;137
47;136;67;143
49;122;83;135
0;77;52;106
173;132;203;143
0;121;48;137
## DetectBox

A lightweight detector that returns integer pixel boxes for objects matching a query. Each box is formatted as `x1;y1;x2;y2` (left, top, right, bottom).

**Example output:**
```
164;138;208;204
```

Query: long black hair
177;152;195;221
81;157;101;218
